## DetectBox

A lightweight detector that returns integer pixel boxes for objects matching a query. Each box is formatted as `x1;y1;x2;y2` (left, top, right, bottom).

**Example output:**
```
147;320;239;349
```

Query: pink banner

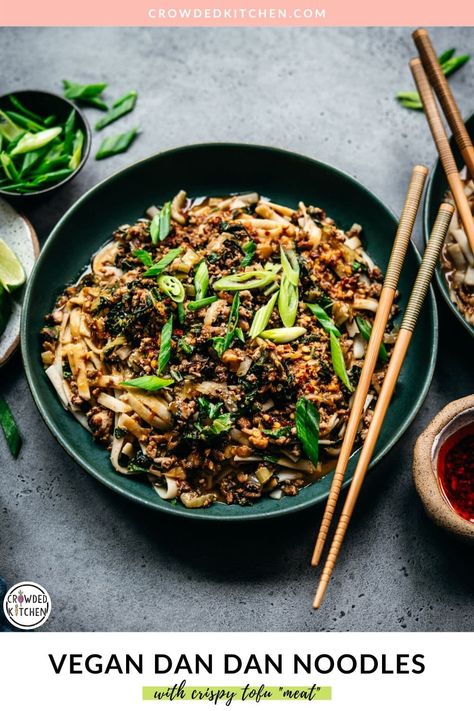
1;0;473;27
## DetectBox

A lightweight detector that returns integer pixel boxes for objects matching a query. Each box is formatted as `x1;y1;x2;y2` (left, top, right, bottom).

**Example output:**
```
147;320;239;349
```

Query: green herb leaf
133;249;153;268
249;291;278;338
95;90;137;130
306;302;342;337
295;397;319;466
0;394;22;458
259;326;306;343
355;315;388;362
95;127;138;160
241;240;257;267
122;375;174;391
157;274;185;303
142;246;183;276
278;276;299;328
330;331;353;391
262;426;292;439
187;296;218;311
179;338;194;355
194;260;209;300
158;315;173;374
213;270;277;292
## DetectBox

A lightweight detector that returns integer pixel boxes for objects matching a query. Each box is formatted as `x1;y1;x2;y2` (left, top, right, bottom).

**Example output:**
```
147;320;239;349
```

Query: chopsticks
311;165;428;566
410;58;474;255
413;28;474;180
312;201;454;609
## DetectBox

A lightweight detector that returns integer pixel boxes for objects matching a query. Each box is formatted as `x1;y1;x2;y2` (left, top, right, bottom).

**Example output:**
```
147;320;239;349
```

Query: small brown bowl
413;395;474;542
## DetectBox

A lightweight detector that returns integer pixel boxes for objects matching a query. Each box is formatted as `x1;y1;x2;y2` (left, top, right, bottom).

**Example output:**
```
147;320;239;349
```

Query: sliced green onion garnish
280;246;299;286
95;90;137;131
259;326;306;343
278;276;298;328
187;296;218;311
95;128;138;160
142;246;183;276
330;332;353;391
157;315;173;374
0;395;22;458
213;270;277;291
355;315;388;362
10;127;62;156
194;260;209;300
249;291;278;339
150;201;172;244
306;302;342;337
157;274;185;303
122;375;174;391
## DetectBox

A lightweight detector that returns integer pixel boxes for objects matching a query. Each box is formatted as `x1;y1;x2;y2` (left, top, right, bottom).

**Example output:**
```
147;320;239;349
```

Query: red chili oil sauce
437;423;474;523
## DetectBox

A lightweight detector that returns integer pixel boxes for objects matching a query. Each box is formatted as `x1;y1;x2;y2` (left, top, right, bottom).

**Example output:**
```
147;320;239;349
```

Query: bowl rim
423;111;474;339
0;89;92;199
21;142;439;521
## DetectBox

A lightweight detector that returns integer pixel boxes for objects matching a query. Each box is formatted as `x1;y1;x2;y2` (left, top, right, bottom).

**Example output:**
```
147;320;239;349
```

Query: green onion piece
241;240;256;267
438;48;455;64
122;375;174;391
0;394;22;457
157;315;173;374
280;246;299;286
194;260;209;300
133;249;153;267
142;246;183;276
259;327;306;343
63;80;108;109
95;127;138;160
211;293;241;357
295;397;320;466
157;274;185;303
8;95;45;124
179;338;193;355
330;331;353;391
0;152;20;182
442;54;470;78
355;315;388;362
176;303;185;324
187;296;218;311
149;213;160;244
69;129;84;170
249;291;278;338
158;201;172;242
0;110;23;142
213;270;277;291
63;109;76;155
95;90;137;131
4;111;44;133
10;127;62;156
306;302;342;337
278;276;298;328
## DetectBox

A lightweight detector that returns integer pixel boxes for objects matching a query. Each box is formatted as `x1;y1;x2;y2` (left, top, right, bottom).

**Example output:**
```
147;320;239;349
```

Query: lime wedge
0;238;26;291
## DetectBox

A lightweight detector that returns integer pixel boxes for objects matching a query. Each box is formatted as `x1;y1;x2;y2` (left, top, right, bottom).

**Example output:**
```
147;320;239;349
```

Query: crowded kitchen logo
3;581;51;630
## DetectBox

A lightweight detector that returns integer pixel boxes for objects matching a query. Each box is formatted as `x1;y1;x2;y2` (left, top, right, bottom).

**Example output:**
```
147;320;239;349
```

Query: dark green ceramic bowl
21;143;437;521
424;112;474;339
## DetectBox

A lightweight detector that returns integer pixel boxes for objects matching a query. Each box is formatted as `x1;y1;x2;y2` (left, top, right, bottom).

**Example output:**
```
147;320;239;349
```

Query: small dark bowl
0;90;91;199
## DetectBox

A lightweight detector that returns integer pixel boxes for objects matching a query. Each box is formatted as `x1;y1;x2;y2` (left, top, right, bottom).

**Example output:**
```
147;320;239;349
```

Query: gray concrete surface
0;27;473;632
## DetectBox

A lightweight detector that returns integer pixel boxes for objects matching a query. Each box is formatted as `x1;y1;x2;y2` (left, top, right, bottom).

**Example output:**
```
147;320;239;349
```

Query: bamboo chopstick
413;28;474;180
410;58;474;255
312;202;455;609
311;165;428;567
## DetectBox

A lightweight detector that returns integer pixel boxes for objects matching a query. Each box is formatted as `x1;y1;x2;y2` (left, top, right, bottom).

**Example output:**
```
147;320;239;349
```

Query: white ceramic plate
0;198;39;367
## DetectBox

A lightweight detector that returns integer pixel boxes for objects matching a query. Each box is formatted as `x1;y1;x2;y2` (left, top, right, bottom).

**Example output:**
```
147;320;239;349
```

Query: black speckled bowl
21;143;437;520
0;90;91;199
